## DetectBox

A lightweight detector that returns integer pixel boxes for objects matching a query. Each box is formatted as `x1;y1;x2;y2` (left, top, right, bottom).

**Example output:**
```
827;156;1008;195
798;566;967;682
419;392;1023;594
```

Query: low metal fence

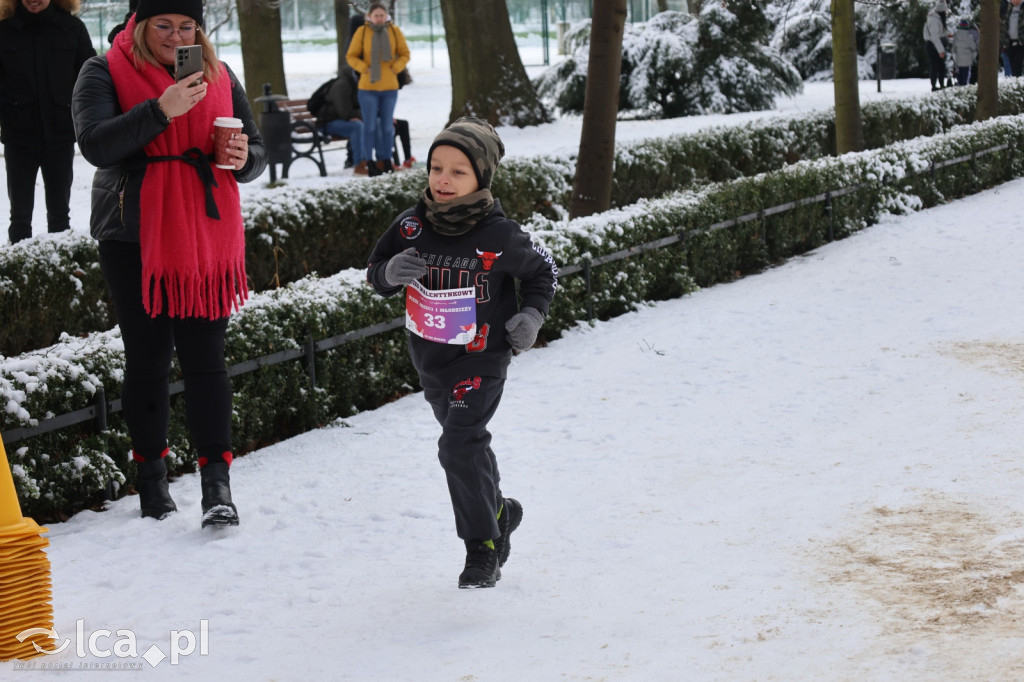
0;141;1009;446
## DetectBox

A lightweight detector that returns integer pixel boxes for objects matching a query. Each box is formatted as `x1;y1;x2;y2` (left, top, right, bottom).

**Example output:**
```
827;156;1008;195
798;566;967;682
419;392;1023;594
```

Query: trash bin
254;83;290;183
879;42;897;80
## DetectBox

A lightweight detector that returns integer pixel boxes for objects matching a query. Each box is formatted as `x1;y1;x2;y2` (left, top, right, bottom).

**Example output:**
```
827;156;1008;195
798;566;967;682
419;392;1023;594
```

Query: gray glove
384;247;427;287
505;307;544;351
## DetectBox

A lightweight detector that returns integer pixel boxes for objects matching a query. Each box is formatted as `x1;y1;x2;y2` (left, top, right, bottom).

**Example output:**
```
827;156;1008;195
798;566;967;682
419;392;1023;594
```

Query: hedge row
5;82;1024;356
4;113;1023;522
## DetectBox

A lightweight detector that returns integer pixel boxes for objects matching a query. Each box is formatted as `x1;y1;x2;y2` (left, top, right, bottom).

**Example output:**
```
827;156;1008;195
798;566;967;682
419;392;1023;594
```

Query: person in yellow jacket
346;2;409;175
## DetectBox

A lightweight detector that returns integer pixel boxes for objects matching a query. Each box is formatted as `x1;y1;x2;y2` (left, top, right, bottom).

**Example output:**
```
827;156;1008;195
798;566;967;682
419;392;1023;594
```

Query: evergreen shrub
4;114;1024;521
7;83;1024;357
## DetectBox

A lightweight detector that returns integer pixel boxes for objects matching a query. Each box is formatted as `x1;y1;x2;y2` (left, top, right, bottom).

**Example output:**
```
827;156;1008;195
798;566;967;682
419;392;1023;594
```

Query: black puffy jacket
71;56;267;243
0;2;95;147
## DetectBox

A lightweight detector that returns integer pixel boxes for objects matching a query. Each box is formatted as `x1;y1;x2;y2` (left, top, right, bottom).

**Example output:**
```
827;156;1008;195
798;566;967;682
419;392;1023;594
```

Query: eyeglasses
149;21;197;39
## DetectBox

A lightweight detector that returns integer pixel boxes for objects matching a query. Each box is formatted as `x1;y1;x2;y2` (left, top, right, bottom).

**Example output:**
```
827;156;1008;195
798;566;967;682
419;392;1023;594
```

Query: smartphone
175;45;203;86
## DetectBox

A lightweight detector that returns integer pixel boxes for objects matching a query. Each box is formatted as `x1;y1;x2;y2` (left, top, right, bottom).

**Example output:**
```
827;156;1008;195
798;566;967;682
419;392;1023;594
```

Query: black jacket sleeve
73;18;97;75
509;226;558;316
72;56;170;168
73;58;266;183
225;61;267;183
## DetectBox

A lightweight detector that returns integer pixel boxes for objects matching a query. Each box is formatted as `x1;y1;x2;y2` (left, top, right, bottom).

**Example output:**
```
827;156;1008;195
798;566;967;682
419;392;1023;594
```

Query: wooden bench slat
278;98;348;143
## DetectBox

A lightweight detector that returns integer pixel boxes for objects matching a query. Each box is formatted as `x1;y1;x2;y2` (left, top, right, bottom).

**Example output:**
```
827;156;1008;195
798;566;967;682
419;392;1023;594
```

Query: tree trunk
831;0;863;154
570;0;627;219
656;0;669;12
334;0;351;76
439;0;551;126
977;0;1000;121
236;0;288;103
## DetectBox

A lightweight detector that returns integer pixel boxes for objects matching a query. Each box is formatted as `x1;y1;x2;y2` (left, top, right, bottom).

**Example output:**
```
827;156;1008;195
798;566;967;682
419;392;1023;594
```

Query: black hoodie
368;199;558;384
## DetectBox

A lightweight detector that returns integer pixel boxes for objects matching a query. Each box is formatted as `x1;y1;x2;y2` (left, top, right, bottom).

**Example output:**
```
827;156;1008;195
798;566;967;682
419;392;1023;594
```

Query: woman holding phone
71;0;266;528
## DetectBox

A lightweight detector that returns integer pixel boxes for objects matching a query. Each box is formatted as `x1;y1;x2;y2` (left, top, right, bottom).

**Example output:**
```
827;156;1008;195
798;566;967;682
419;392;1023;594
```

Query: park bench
276;98;349;178
268;97;408;179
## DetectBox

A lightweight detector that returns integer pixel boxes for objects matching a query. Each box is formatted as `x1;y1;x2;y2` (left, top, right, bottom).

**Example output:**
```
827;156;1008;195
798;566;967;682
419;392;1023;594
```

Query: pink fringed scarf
107;16;247;320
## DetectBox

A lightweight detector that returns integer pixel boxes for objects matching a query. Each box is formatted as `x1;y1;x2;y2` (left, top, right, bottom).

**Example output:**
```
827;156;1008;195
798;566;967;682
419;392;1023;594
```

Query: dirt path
812;341;1024;679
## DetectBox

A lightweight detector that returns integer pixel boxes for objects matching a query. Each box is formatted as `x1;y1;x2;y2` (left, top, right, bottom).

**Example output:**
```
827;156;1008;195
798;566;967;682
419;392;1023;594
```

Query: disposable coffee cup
213;117;243;169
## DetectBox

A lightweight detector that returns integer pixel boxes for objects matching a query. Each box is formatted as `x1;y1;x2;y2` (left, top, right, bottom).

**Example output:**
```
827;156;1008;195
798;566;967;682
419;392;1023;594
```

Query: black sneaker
494;498;523;567
458;541;499;589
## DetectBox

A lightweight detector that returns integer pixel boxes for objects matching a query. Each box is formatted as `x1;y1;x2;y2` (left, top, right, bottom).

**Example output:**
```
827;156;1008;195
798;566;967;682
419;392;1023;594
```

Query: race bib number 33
405;280;477;345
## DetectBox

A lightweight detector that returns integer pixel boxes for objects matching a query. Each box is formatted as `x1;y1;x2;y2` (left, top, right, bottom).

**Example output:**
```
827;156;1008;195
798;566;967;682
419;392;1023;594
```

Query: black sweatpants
98;240;233;464
422;373;505;542
5;142;74;243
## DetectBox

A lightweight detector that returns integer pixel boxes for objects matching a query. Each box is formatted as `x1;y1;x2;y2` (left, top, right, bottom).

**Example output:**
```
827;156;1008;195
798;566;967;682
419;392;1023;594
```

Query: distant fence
79;0;677;60
0;141;1009;446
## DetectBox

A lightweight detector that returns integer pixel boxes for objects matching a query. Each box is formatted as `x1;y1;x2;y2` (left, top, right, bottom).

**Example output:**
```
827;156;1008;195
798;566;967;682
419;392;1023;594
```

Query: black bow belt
144;147;222;220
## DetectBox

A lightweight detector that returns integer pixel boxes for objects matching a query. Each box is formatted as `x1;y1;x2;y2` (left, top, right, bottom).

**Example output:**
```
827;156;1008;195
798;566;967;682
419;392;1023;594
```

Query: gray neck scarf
423;189;495;237
369;23;392;84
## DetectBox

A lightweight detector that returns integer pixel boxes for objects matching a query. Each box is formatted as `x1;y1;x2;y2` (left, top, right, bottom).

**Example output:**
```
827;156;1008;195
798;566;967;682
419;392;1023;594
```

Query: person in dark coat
367;118;558;588
316;67;368;175
0;0;95;244
106;0;137;44
71;0;267;528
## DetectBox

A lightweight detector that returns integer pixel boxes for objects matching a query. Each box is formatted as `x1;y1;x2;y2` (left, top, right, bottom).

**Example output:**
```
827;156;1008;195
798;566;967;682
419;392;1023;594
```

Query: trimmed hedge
4;113;1024;522
5;82;1024;356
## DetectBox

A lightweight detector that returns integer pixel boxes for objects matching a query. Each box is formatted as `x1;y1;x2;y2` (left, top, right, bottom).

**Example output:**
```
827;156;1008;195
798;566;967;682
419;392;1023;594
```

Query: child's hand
384;247;427;287
505;307;544;351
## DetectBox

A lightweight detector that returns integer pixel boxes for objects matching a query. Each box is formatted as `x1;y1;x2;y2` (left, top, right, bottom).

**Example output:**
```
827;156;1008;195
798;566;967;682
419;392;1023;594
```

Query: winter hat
934;1;947;11
135;0;204;26
367;2;388;14
106;0;139;44
957;17;970;28
427;117;505;190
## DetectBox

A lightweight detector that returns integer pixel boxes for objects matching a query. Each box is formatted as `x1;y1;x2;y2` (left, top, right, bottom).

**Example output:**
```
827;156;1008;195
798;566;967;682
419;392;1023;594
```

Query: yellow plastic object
0;437;54;661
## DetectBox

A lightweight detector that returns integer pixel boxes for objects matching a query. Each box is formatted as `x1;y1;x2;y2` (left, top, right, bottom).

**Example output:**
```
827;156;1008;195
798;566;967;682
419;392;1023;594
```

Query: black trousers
5;142;74;243
422;373;505;542
393;118;412;163
98;240;233;464
1009;43;1024;77
926;43;947;89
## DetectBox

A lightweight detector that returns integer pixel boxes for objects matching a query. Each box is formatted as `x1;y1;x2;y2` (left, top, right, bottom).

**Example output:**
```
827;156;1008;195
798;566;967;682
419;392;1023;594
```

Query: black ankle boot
200;462;239;528
136;458;177;520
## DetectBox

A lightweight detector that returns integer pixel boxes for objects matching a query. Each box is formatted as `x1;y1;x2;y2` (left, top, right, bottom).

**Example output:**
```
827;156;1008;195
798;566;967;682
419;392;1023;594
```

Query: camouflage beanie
427;117;505;190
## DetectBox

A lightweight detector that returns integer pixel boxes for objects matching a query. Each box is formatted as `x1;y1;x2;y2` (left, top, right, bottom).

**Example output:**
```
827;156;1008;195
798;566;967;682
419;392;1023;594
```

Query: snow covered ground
3;44;1024;681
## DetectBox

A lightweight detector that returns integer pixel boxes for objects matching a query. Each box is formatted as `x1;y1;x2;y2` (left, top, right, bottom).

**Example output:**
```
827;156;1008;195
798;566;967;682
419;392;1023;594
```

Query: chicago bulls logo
451;376;482;402
475;248;503;271
399;216;423;240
